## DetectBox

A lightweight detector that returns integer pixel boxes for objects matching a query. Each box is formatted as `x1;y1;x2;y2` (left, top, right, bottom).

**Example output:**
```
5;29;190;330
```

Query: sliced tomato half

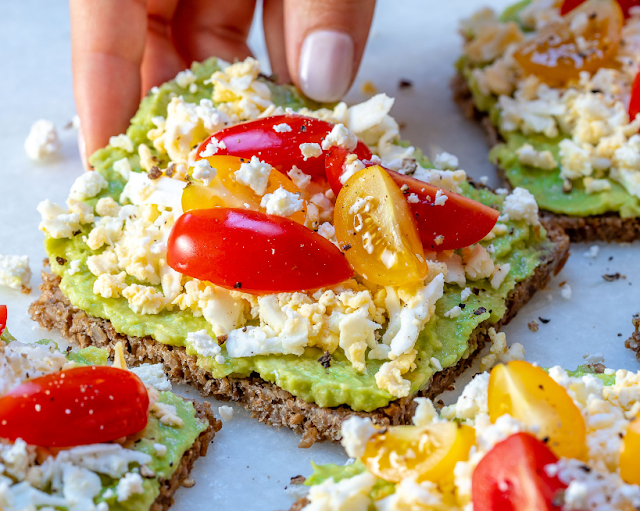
198;114;371;178
0;305;6;336
472;433;567;511
167;208;354;294
561;0;639;16
629;69;640;123
0;366;149;447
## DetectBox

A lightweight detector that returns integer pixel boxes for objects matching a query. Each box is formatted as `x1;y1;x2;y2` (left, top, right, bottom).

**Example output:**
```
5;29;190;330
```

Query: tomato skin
473;433;567;511
0;305;6;336
629;69;640;123
561;0;639;16
0;366;149;447
200;115;371;178
167;208;354;294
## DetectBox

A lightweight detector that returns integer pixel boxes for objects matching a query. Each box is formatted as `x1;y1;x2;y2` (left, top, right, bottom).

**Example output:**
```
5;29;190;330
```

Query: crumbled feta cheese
412;397;440;426
260;186;304;217
218;406;234;422
407;193;420;203
584;177;612;194
199;136;226;158
433;152;459;171
340;417;378;458
37;199;82;239
150;402;184;427
347;93;395;134
273;122;292;133
67;259;82;276
318;222;336;241
321;123;358;151
113;157;132;180
584;245;600;258
480;328;525;371
434;189;448;206
561;283;573;300
95;197;121;217
153;443;167;456
131;363;172;391
109;134;134;153
339;154;366;185
299;142;322;160
0;254;31;291
462;244;495;280
69;171;108;201
502;187;540;226
441;372;490;421
175;69;196;89
186;329;222;359
490;262;511;289
192;159;217;186
287;166;311;190
24;119;60;160
460;287;473;302
234;156;272;196
444;305;462;318
306;472;376;511
515;143;558;170
116;472;144;502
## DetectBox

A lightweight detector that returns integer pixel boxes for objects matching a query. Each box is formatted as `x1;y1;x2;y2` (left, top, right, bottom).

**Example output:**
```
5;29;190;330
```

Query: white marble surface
1;1;640;510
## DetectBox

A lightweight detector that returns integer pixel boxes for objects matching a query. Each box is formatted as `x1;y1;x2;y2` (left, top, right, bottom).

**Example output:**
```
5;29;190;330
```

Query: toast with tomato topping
0;325;220;511
289;361;640;510
455;0;640;242
30;57;569;446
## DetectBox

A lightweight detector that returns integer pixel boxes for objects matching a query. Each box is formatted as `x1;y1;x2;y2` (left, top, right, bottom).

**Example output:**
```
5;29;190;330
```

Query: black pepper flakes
148;166;162;179
603;273;625;282
458;303;466;309
474;307;487;316
398;78;413;89
165;163;176;178
217;334;228;345
56;257;67;266
341;243;352;251
538;317;551;324
234;282;242;288
318;351;332;369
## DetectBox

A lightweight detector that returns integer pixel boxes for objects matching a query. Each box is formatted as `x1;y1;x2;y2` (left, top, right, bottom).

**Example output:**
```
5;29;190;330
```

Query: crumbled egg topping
0;341;177;510
309;366;640;511
463;2;640;199
37;57;540;398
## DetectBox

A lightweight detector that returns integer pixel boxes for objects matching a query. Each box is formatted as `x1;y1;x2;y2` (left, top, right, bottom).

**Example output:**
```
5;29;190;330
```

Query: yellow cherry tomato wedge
182;155;307;224
362;422;476;484
620;416;640;485
334;165;427;286
514;0;623;85
488;361;586;460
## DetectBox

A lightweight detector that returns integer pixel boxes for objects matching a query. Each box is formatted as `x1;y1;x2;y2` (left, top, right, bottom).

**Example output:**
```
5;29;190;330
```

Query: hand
70;0;376;159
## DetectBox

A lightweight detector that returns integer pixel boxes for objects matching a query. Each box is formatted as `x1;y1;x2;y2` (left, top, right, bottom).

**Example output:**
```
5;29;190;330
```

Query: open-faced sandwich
290;359;640;510
29;57;569;446
0;305;220;510
456;0;640;242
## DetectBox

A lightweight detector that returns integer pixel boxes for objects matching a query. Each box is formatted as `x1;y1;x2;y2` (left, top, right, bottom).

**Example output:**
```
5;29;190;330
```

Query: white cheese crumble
433;151;459;170
502;187;540;226
340;417;378;458
199;136;226;157
321;123;358;151
234;156;272;196
407;193;420;203
273;122;292;133
186;329;223;361
434;189;448;206
300;142;322;160
24;119;60;160
69;171;108;201
131;363;172;391
260;186;304;217
515;143;558;170
339;154;366;185
109;134;134;153
153;443;167;456
218;406;234;422
116;472;144;502
584;245;600;258
175;69;196;89
460;287;473;302
0;254;31;291
561;283;573;300
192;159;217;186
287;165;311;190
113;157;132;180
444;305;462;318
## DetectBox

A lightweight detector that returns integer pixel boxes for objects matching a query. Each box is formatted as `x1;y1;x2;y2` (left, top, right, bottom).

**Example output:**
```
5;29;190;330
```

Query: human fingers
283;0;376;102
70;0;147;159
171;0;257;66
262;0;290;84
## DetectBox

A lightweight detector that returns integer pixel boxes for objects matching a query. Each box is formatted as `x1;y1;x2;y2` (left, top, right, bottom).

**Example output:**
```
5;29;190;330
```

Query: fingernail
78;128;89;171
299;30;354;103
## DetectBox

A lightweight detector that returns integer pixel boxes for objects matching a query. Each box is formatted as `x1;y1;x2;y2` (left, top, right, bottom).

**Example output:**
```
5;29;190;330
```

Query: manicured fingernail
78;129;89;171
299;30;354;103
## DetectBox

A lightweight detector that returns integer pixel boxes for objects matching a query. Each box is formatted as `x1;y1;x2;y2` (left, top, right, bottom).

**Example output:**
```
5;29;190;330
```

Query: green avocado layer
458;1;640;219
44;58;552;412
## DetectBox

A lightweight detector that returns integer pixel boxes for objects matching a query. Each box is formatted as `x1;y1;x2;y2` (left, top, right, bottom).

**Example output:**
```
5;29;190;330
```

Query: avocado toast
0;316;220;511
289;361;640;510
29;57;569;446
455;0;640;242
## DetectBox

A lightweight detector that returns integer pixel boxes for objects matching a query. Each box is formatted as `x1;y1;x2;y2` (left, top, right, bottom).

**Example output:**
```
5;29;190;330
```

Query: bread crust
625;314;640;361
29;225;568;446
151;400;221;511
452;73;640;243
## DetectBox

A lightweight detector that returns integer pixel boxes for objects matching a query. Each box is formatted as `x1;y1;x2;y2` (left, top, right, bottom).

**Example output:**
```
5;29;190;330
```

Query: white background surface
1;1;640;509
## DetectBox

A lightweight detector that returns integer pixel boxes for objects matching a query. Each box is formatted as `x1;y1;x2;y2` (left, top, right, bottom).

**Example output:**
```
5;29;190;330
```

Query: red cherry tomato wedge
561;0;639;16
327;153;499;251
167;208;354;294
198;115;371;178
473;433;567;511
629;69;640;123
0;305;6;336
0;366;149;447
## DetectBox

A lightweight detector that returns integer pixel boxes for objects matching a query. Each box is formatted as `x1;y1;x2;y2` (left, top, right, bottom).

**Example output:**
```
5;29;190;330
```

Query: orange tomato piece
488;361;586;459
183;155;306;224
362;422;476;484
514;0;623;85
334;165;427;286
620;416;640;484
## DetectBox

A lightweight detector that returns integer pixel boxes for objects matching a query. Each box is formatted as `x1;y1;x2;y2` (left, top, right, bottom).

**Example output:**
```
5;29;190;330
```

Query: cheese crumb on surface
321;123;358;151
339;154;366;185
109;134;134;153
218;405;234;422
153;443;167;456
69;171;108;201
515;143;558;170
340;417;378;459
192;159;217;186
273;122;292;133
131;363;172;391
175;69;196;89
299;142;322;160
502;187;540;226
260;186;304;217
480;327;525;371
0;254;31;291
407;193;420;203
186;329;222;359
234;156;272;196
434;189;448;206
444;305;462;318
199;136;226;157
24;119;60;161
151;402;184;427
433;151;459;170
561;283;572;300
287;166;311;190
584;245;600;258
460;287;472;302
95;197;121;217
116;472;145;502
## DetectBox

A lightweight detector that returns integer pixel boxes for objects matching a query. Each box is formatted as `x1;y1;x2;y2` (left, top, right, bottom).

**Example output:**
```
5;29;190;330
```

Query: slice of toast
29;221;569;447
452;73;640;243
152;401;221;511
625;314;640;362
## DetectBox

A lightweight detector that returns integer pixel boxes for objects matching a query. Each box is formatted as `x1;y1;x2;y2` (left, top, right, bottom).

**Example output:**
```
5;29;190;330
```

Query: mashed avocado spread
44;58;551;412
458;0;640;218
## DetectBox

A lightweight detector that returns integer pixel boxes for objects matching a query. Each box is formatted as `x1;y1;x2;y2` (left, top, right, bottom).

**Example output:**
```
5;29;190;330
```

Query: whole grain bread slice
452;73;640;243
29;223;568;447
151;400;221;511
625;314;640;361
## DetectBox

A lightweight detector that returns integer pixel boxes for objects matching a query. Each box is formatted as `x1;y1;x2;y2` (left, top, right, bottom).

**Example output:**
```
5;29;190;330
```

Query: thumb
284;0;376;103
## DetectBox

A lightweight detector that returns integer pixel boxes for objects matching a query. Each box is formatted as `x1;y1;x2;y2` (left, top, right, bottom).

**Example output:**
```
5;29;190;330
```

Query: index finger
70;0;147;160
